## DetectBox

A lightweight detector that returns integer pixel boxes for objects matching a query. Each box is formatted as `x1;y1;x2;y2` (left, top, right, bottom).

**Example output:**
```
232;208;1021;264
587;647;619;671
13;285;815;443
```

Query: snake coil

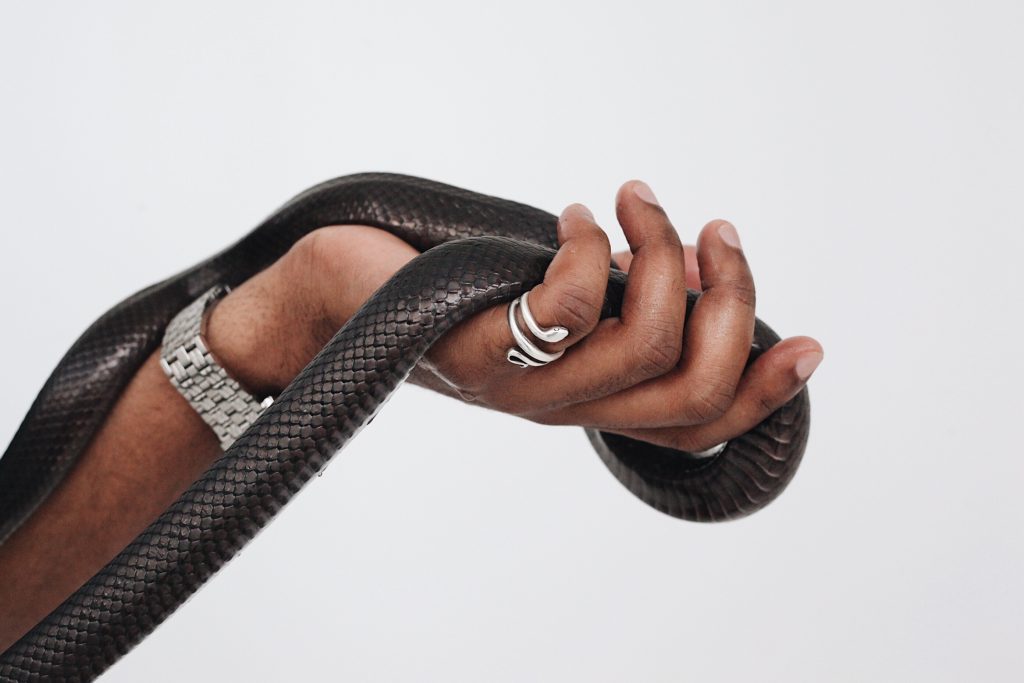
0;174;810;681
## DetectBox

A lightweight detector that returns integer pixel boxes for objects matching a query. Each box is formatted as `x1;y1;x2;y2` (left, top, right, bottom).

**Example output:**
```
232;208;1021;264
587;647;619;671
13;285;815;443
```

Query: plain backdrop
1;2;1022;681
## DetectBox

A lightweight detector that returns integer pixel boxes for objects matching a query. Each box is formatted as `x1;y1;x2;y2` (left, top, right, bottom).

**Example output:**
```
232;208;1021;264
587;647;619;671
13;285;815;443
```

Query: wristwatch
160;284;274;450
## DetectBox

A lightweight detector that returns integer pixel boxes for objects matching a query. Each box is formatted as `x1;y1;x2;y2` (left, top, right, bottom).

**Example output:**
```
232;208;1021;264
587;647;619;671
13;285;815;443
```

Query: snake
0;173;811;681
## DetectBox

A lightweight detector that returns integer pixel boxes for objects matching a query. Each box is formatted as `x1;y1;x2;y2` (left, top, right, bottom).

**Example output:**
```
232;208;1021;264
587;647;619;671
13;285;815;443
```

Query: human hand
206;181;823;453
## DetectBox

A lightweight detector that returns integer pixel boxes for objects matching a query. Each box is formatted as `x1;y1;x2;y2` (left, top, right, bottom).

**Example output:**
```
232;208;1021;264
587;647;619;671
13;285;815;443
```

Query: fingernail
795;351;823;382
633;181;659;206
718;222;742;250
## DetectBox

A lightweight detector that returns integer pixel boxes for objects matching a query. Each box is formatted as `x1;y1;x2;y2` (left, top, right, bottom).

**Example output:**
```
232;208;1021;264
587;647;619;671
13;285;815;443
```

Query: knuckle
550;280;602;332
651;231;684;250
681;379;735;423
632;325;682;378
753;390;780;417
635;233;683;261
718;277;757;310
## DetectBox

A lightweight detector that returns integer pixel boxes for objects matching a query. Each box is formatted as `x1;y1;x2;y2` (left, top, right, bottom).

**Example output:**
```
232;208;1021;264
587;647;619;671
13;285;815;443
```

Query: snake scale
0;174;810;681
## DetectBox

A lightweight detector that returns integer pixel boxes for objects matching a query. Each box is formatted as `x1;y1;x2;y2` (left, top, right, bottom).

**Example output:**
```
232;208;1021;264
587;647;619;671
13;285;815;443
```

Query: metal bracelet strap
160;284;273;450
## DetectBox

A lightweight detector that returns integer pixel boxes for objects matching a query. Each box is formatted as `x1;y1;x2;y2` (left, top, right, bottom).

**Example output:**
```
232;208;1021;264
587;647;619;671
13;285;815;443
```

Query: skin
0;181;823;652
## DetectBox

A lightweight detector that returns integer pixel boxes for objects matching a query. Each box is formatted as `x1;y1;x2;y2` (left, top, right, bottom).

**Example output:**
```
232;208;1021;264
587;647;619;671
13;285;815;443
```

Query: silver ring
506;293;566;368
520;290;569;342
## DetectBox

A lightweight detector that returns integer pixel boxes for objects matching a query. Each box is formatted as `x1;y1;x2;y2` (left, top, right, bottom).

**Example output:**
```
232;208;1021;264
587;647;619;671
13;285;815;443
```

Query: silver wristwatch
160;284;274;450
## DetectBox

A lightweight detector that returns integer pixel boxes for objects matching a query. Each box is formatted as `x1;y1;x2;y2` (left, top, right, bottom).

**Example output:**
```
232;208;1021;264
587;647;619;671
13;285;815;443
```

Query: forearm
0;351;221;651
0;225;420;651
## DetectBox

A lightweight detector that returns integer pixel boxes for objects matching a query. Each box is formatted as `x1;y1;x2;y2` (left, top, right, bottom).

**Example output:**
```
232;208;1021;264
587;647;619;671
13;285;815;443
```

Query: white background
1;2;1022;681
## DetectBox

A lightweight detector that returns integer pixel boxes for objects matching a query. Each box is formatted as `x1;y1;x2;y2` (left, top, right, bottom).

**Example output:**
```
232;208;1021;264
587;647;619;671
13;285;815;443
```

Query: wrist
202;268;325;398
200;224;421;399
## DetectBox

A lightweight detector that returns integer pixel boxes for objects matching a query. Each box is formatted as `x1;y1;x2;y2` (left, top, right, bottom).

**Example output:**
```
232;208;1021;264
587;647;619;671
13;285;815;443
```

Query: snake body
0;174;810;681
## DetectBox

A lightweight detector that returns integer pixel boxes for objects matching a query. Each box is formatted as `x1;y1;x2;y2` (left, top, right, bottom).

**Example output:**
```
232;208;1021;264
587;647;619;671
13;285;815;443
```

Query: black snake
0;174;811;681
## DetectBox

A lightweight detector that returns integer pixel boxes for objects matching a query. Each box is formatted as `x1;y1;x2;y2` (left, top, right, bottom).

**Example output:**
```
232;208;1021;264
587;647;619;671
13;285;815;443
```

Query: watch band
160;284;273;450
